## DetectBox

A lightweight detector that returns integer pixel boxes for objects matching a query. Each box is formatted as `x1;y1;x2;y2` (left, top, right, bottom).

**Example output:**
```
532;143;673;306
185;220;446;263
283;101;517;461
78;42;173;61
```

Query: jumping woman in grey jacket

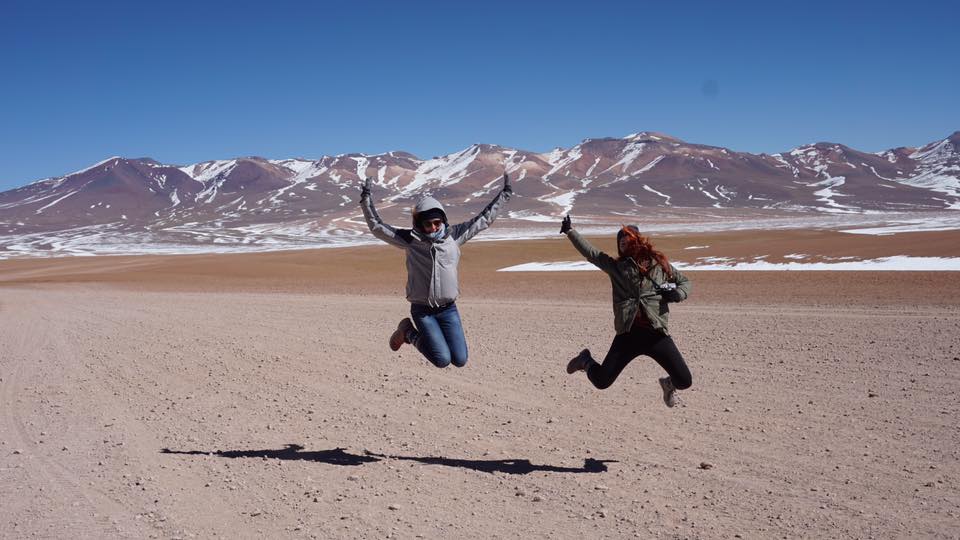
561;215;693;407
359;174;512;368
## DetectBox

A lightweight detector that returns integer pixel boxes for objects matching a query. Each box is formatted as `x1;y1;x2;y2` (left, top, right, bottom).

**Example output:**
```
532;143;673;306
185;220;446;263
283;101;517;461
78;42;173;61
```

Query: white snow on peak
272;159;323;180
625;132;661;141
888;137;960;204
502;149;521;172
407;144;480;192
26;176;64;189
67;156;122;177
180;160;238;184
789;145;817;158
184;160;238;203
909;137;954;162
771;154;800;177
24;157;124;190
893;165;960;202
264;160;325;206
608;142;647;173
352;156;370;180
585;156;602;177
643;184;671;205
543;146;583;180
636;155;665;174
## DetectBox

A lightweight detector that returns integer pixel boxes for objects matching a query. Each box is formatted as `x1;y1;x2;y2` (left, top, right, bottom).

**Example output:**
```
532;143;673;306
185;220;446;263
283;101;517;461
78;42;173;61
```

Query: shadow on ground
161;444;377;466
161;444;616;474
364;450;616;474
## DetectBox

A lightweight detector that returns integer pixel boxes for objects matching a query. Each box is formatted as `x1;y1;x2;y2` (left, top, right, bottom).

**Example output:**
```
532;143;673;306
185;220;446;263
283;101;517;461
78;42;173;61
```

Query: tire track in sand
0;291;143;538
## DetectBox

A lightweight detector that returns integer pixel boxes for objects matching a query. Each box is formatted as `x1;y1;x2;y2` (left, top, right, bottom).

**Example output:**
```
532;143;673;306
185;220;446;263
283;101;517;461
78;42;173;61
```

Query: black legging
586;324;692;390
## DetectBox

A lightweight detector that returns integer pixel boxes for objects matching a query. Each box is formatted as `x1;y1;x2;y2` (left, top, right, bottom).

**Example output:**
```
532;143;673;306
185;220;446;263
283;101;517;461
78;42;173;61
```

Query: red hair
618;226;672;278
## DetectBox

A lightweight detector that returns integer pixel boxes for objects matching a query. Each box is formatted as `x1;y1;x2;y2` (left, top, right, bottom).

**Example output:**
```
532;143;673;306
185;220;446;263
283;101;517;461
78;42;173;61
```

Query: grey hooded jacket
361;189;512;307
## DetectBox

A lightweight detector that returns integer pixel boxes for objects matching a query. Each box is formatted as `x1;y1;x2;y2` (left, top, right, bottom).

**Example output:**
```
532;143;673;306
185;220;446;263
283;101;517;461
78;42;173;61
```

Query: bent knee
589;377;614;390
451;354;468;368
429;353;452;368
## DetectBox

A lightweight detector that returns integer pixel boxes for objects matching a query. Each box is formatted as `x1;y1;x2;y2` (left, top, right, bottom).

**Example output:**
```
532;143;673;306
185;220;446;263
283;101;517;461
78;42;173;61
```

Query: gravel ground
2;276;958;538
2;232;959;539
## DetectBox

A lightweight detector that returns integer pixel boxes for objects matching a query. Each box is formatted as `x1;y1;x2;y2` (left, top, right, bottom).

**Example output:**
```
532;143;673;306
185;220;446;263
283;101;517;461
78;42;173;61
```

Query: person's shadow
364;450;615;475
161;444;615;475
160;444;378;466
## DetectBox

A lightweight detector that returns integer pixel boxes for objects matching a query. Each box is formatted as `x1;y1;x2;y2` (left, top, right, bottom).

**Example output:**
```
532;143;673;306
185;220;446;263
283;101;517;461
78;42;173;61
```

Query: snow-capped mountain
0;131;957;256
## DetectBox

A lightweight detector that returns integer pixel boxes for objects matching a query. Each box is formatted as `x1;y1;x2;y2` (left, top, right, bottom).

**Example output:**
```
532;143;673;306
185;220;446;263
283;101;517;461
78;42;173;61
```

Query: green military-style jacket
567;230;690;335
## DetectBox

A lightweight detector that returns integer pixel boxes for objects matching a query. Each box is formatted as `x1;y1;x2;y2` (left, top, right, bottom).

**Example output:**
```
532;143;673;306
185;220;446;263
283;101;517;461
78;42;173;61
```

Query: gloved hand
503;171;513;195
560;214;572;234
657;284;683;302
360;177;372;200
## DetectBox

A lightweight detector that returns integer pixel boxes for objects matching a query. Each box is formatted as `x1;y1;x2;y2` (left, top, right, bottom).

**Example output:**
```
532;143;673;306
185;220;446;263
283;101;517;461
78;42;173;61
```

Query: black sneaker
566;349;591;374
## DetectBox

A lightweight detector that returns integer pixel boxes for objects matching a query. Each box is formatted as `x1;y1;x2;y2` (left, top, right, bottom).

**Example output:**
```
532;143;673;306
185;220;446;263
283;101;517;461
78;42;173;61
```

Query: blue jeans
409;302;468;368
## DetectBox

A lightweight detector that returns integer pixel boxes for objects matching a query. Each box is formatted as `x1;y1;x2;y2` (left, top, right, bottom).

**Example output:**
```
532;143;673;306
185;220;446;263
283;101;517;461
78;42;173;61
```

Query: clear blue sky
1;0;957;190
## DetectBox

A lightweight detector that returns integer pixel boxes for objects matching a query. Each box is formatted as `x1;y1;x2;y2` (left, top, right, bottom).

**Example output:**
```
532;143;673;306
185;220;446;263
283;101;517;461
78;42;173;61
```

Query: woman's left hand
503;171;512;195
658;286;683;302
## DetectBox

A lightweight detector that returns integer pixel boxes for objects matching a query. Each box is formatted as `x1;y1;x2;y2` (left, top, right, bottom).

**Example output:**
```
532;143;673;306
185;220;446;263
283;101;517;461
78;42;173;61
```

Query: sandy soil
2;233;959;539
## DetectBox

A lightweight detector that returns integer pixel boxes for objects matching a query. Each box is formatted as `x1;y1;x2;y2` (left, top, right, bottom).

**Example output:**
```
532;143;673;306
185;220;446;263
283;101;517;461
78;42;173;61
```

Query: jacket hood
412;196;448;226
413;196;445;216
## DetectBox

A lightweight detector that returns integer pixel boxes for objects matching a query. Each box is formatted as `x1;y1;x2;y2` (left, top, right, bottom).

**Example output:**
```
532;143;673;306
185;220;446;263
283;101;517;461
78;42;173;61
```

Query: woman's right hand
560;214;572;234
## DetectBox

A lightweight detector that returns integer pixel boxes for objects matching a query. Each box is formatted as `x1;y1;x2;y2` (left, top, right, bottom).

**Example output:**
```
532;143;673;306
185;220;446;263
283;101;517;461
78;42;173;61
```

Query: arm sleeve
451;189;512;246
360;194;411;249
566;230;618;274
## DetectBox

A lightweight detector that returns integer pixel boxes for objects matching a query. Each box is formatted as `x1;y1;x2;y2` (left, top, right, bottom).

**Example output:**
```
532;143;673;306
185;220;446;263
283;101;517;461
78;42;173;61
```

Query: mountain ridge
1;131;958;256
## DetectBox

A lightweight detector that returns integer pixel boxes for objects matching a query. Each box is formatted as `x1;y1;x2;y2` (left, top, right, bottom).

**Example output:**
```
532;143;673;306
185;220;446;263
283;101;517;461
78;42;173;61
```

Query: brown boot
389;318;414;351
566;349;591;374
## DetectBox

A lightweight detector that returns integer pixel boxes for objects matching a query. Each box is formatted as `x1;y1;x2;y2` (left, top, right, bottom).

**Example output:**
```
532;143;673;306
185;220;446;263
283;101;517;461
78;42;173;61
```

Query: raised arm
359;178;411;249
563;216;618;274
450;172;513;246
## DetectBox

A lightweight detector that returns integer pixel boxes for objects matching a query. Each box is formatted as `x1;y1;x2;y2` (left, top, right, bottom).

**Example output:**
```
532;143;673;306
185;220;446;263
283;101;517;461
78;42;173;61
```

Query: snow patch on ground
498;256;960;272
839;215;960;235
538;192;578;214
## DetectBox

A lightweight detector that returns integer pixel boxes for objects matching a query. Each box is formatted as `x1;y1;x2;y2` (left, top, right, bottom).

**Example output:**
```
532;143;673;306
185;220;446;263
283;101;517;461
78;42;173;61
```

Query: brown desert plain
1;229;960;539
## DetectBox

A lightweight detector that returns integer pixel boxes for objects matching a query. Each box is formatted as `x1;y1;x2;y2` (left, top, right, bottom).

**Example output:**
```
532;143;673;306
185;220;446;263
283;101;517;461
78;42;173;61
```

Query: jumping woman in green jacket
562;216;693;407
